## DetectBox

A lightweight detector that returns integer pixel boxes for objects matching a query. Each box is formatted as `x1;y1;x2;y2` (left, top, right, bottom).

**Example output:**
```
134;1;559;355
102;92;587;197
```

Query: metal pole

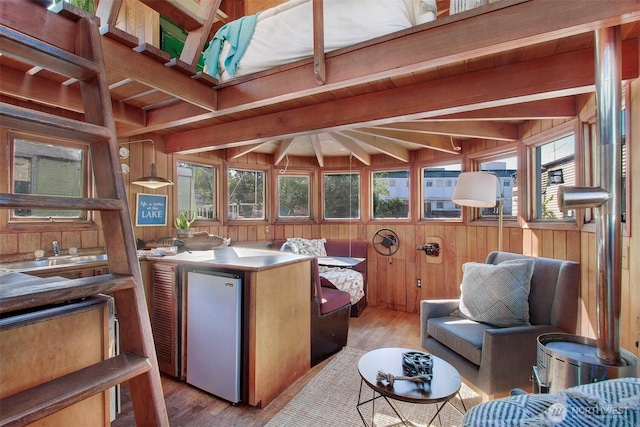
594;26;623;365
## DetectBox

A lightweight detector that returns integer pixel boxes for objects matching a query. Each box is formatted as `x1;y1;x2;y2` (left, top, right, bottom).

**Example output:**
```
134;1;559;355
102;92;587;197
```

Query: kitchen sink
0;253;108;272
68;254;108;263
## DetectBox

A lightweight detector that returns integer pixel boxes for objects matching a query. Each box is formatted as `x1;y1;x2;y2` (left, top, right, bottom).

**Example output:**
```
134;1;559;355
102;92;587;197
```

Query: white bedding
204;0;437;82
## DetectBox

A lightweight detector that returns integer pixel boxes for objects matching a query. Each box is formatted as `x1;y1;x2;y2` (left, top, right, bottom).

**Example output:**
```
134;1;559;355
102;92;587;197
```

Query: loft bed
203;0;438;82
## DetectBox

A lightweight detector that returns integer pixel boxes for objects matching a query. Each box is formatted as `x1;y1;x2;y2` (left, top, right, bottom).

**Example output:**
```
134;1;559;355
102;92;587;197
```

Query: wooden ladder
0;6;169;427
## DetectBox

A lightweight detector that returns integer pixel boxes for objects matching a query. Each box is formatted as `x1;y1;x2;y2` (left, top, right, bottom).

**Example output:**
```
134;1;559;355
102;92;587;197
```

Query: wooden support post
312;0;325;85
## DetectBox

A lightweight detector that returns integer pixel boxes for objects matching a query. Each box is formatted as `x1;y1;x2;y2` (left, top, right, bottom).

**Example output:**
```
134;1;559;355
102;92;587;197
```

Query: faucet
53;241;59;256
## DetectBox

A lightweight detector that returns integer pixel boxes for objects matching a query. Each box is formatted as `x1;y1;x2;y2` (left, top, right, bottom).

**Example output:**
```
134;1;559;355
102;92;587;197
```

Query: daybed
203;0;438;82
462;377;640;426
420;251;580;397
274;238;368;317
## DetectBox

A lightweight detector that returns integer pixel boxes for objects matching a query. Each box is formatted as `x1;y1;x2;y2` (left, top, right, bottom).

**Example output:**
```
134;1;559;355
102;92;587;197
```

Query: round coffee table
357;347;465;426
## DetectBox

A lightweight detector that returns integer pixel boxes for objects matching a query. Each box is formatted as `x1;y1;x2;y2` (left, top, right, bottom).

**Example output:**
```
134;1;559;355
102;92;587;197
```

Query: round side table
357;347;466;426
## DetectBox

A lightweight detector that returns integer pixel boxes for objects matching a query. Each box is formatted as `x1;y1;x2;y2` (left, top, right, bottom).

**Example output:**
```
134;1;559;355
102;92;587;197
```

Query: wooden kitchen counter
146;245;311;271
147;246;312;408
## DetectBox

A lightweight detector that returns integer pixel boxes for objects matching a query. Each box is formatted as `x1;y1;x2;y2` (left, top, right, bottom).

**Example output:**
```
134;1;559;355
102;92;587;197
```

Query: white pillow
458;259;534;327
286;237;327;257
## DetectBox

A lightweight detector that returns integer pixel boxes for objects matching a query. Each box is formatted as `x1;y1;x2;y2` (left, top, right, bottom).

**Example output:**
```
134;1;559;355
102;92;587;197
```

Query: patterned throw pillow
286;237;327;257
458;259;534;327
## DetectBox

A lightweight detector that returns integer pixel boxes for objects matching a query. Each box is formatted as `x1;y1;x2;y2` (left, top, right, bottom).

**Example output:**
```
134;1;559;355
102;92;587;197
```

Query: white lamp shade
452;171;498;207
132;163;174;189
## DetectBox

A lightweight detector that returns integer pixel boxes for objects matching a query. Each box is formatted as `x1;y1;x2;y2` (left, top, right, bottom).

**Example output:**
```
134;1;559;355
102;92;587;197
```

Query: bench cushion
319;287;350;314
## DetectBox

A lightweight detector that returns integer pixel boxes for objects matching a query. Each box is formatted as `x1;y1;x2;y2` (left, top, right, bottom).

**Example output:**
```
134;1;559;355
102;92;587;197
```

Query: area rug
266;347;481;427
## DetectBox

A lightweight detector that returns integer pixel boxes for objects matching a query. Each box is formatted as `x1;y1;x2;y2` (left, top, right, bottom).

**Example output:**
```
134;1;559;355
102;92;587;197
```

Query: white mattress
205;0;437;81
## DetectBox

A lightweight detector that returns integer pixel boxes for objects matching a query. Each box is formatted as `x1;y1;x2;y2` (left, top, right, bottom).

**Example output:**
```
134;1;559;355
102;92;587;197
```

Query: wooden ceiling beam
0;65;145;126
310;134;324;166
114;0;640;136
427;97;577;121
356;128;462;154
274;138;295;165
341;130;410;162
101;37;218;111
372;121;519;141
115;91;578;138
164;40;638;153
327;133;371;166
226;142;270;160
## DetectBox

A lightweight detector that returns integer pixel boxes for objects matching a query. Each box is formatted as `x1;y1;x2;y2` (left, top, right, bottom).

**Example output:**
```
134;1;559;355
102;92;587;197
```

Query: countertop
145;246;312;271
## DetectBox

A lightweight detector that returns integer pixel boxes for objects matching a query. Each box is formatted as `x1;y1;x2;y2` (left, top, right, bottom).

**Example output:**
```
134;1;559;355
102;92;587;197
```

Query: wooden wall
2;88;638;371
0;0;637;369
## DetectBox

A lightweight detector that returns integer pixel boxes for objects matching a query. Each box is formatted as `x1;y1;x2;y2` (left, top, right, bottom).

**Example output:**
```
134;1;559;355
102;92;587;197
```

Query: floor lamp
452;171;503;252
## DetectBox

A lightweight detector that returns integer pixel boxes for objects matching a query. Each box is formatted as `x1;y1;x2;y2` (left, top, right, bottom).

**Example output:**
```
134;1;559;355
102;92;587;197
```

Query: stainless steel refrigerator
186;270;242;403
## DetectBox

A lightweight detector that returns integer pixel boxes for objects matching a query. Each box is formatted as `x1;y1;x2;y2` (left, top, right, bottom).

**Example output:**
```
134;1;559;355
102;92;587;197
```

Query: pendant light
123;139;174;189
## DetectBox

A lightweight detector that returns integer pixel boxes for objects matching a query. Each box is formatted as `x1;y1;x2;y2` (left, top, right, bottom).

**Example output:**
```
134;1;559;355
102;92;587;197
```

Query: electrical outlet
417;278;422;288
265;225;270;233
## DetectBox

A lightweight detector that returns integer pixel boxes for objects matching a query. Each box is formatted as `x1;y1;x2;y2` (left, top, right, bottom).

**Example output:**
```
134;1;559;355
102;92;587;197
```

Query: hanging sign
136;193;168;226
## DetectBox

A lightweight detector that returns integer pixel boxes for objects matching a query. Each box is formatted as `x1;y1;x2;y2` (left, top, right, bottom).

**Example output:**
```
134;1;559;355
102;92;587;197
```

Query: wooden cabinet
28;264;109;279
150;262;181;377
148;250;312;407
139;259;152;317
0;296;114;426
245;260;311;407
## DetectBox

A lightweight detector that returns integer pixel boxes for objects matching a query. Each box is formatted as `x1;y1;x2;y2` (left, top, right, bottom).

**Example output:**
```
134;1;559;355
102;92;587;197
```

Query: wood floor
112;307;422;426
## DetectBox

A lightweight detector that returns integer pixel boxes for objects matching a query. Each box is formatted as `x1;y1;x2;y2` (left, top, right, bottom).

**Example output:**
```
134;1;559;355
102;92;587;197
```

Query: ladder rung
0;24;101;81
0;274;136;314
0;352;151;427
138;0;204;31
0;194;124;212
0;103;111;143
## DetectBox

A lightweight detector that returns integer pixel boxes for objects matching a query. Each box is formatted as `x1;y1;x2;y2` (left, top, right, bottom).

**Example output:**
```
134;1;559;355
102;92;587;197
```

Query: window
479;155;518;218
227;168;265;220
372;170;409;219
278;174;310;218
11;134;88;221
534;134;575;220
177;161;216;220
323;172;359;219
622;108;627;224
422;163;461;219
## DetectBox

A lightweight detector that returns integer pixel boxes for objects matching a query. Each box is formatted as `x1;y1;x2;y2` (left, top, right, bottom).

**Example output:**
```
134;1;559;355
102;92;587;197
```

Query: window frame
5;130;96;229
321;170;361;221
621;89;631;236
274;169;315;222
370;167;411;221
522;120;581;229
175;157;220;225
473;151;519;221
419;160;462;222
225;165;269;223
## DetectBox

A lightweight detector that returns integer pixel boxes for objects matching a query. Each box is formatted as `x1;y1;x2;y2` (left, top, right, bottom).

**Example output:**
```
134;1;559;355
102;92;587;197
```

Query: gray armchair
420;252;580;397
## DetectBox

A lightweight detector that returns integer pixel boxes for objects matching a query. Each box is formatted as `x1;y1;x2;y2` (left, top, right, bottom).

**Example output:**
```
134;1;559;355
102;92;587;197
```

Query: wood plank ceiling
1;0;639;166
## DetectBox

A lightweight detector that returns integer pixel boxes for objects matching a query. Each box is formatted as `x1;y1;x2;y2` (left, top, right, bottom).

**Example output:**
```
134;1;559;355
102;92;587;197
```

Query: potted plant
175;211;197;238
